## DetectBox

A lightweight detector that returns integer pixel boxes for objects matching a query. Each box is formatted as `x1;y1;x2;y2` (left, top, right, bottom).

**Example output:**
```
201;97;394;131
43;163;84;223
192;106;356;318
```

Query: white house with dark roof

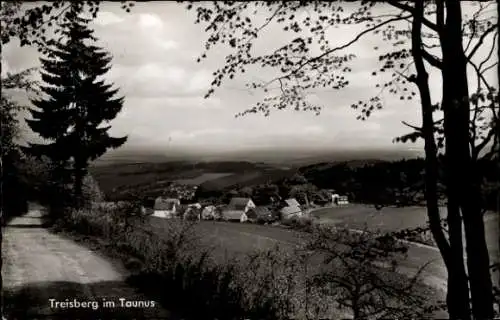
222;197;256;222
278;197;303;220
152;197;181;219
331;194;349;206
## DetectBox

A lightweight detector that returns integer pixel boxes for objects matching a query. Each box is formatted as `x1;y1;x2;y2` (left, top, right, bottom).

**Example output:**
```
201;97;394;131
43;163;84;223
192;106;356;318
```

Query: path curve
2;206;170;319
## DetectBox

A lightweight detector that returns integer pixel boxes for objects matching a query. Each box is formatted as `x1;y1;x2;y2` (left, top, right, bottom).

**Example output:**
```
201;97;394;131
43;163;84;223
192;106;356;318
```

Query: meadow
312;204;499;264
52;203;441;319
173;172;234;186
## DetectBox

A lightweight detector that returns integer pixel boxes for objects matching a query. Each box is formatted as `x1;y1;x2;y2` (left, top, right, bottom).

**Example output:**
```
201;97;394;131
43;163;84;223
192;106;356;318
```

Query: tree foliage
1;68;40;223
186;1;497;159
185;1;498;319
23;5;127;207
300;225;435;319
1;1;134;52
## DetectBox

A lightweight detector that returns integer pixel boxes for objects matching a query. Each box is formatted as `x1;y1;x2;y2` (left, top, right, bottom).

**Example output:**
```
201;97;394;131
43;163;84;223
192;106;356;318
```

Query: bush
281;215;315;232
302;225;437;319
55;204;439;320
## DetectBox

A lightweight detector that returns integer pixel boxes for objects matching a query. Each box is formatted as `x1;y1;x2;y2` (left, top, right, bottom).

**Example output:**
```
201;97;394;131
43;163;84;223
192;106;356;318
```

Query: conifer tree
25;6;126;207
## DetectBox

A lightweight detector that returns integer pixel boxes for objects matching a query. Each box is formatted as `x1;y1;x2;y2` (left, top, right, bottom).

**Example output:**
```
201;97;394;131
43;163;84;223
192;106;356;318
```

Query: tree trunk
446;200;471;319
411;3;471;318
441;1;494;319
0;157;3;319
496;0;500;293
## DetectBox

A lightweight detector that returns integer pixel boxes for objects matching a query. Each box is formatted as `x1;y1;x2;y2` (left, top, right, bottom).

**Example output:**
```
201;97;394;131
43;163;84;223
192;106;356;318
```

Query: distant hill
297;159;388;173
89;146;423;201
89;160;291;199
92;146;423;167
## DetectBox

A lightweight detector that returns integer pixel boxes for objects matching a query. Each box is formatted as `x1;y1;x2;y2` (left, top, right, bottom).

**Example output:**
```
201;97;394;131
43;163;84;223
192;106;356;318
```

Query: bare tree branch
402;121;422;131
478;31;498;71
386;0;441;34
262;13;412;88
482;61;498;74
463;2;491;53
422;49;442;68
467;23;497;60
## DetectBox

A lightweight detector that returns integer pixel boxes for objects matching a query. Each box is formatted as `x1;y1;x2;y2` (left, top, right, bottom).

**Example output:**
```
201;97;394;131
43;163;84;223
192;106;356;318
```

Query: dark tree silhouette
24;6;127;208
1;70;37;226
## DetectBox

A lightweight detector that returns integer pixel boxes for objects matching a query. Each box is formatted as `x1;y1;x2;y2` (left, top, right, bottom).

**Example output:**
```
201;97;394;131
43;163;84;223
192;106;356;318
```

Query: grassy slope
144;216;444;318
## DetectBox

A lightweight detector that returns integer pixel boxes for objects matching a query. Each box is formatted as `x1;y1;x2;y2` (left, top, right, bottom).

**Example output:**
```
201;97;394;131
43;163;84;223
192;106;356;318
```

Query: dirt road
2;206;170;319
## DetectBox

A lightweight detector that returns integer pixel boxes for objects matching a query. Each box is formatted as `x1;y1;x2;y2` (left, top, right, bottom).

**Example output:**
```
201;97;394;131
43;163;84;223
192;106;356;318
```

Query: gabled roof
284;198;300;207
248;206;271;217
154;197;180;211
280;205;302;216
228;197;252;211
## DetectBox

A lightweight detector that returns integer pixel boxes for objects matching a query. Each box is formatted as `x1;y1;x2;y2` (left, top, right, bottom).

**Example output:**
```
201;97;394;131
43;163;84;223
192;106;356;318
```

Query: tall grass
55;203;437;320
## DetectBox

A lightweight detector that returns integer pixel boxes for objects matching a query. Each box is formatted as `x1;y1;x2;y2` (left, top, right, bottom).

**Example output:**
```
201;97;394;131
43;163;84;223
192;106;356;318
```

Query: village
146;182;350;224
3;1;498;319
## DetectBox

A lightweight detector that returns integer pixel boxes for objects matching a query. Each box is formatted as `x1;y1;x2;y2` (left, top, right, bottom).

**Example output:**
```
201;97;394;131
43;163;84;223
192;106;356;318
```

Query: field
311;204;442;232
199;168;295;191
147;217;303;262
312;204;499;264
173;173;234;186
90;160;296;199
145;215;449;311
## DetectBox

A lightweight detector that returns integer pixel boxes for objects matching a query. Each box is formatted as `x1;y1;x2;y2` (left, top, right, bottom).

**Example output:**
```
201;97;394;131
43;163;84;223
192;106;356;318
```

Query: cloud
94;11;125;26
138;13;164;30
163;97;223;109
303;125;325;135
1;59;10;77
5;1;450;154
113;63;213;98
169;128;228;140
158;40;179;50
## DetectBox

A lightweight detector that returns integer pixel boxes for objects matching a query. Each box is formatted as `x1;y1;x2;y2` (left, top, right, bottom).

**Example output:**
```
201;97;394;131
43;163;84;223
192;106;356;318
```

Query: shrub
281;215;315;232
55;204;439;320
301;225;437;319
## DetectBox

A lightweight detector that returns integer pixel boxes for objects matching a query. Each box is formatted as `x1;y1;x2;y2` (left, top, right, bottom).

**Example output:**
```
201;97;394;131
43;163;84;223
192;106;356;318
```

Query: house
332;194;349;206
331;194;340;205
201;205;217;220
227;197;256;213
152;197;181;219
338;195;349;205
279;205;303;220
222;197;255;222
222;208;249;222
247;206;274;223
284;198;301;208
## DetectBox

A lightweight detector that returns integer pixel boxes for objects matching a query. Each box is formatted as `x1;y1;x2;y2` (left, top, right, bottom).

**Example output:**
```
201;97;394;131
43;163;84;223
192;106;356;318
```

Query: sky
2;1;497;156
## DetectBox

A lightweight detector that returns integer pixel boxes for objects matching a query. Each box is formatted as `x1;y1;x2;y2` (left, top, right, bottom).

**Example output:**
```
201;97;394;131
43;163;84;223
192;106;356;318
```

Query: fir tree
25;6;126;207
